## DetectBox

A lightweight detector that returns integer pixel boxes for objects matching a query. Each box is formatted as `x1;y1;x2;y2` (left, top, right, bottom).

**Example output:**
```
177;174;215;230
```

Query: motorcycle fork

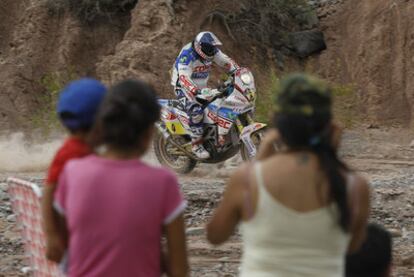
235;118;244;133
246;114;255;124
237;114;263;158
235;113;255;133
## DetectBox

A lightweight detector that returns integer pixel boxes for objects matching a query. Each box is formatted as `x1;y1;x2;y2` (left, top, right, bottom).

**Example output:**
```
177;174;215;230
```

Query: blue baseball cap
57;78;107;130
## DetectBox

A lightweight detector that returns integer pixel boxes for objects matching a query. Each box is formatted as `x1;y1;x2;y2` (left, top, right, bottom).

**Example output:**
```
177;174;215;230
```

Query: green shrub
255;70;279;123
265;0;310;14
331;83;359;127
254;70;358;127
33;69;78;132
44;0;138;22
227;0;316;57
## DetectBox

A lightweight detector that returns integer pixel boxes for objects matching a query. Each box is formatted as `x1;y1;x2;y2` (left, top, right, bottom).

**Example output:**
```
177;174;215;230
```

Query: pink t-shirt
54;155;186;277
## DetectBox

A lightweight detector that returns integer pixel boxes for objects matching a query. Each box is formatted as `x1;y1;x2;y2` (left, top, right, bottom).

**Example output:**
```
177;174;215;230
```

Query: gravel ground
1;128;414;276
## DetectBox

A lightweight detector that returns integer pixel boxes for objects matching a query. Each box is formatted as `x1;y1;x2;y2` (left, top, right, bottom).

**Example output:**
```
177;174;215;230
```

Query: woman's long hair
273;74;350;231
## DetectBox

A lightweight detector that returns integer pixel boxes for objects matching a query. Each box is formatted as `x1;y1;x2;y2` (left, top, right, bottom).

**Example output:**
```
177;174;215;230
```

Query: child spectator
346;223;392;277
51;79;188;277
207;74;370;276
41;78;107;262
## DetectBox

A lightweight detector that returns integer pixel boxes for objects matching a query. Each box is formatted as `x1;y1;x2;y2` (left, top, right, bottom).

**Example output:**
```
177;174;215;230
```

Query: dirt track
183;131;414;277
1;128;414;276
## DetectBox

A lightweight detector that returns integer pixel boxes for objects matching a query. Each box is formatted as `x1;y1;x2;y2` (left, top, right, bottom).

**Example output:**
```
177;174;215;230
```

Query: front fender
239;122;267;157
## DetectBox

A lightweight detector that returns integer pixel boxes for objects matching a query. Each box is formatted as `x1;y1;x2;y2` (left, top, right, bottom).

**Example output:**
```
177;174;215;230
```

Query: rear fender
155;122;170;139
157;99;189;136
239;123;267;157
165;120;187;135
156;119;188;136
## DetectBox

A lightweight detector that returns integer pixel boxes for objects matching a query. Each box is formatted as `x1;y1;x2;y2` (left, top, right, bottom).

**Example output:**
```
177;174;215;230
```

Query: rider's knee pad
175;88;186;99
190;125;204;137
188;103;204;124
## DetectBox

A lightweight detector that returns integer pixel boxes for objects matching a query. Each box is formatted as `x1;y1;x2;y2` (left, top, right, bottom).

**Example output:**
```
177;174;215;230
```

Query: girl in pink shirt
53;80;188;277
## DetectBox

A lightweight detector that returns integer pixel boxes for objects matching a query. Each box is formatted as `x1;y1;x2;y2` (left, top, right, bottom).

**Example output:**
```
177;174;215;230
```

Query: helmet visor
200;42;218;57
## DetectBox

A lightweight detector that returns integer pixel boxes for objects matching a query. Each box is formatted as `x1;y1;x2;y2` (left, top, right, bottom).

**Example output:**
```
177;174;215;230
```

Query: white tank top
240;163;350;277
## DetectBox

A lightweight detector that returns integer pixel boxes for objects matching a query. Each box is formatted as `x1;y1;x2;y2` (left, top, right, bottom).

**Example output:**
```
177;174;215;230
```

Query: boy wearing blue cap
41;78;107;263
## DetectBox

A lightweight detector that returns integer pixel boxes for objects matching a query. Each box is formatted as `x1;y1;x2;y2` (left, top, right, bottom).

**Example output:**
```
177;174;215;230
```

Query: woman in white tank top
207;74;370;276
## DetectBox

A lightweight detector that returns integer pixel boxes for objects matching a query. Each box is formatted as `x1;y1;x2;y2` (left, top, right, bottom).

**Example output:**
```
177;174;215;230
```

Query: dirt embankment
0;0;251;130
0;0;258;130
0;0;131;129
310;0;414;126
96;0;243;96
0;0;414;129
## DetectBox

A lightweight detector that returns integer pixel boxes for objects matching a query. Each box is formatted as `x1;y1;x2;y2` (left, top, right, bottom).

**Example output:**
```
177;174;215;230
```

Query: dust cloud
0;132;239;176
0;133;62;172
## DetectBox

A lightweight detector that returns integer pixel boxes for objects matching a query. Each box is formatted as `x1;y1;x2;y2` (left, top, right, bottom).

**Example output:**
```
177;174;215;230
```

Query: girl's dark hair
273;74;350;231
94;79;160;150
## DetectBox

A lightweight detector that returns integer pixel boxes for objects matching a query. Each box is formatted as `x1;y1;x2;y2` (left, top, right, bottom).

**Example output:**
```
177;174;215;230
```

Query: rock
177;3;188;12
401;253;414;266
409;140;414;148
6;214;16;223
212;264;223;270
378;188;404;197
388;228;402;237
289;29;327;58
140;20;151;27
0;183;8;192
3;230;20;242
404;231;414;242
367;123;380;129
186;227;205;236
296;9;319;29
21;266;31;274
186;191;199;199
274;51;285;70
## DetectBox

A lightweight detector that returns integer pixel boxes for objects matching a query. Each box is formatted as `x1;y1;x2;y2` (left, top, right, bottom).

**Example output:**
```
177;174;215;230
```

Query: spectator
42;78;107;262
346;223;392;277
207;74;370;276
51;80;188;277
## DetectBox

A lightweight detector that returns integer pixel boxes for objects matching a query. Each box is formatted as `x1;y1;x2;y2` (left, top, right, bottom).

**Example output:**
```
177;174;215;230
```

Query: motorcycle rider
171;31;239;159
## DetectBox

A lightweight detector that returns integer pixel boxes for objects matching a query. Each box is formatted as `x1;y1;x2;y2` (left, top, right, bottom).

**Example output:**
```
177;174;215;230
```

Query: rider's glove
200;88;212;96
196;88;214;104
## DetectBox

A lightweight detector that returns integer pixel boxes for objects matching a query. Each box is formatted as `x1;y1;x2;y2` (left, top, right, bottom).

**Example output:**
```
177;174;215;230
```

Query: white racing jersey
171;43;239;99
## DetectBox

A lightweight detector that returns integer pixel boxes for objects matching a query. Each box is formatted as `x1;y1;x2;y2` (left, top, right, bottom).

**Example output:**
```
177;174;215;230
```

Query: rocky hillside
0;0;132;129
309;0;414;126
0;0;413;129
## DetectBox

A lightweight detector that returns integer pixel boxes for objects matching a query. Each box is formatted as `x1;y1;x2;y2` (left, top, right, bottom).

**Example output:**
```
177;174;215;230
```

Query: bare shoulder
347;172;370;225
228;162;252;188
347;172;371;251
348;173;370;199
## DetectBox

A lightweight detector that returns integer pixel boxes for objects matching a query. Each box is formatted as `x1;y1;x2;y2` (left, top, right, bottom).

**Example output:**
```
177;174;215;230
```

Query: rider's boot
188;107;210;159
191;138;210;159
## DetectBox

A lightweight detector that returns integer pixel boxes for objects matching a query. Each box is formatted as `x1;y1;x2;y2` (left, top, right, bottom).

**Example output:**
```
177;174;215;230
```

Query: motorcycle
154;67;267;174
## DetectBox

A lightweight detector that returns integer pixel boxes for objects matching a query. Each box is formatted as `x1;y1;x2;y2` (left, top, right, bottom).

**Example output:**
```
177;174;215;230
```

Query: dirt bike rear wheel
240;129;267;161
153;132;197;174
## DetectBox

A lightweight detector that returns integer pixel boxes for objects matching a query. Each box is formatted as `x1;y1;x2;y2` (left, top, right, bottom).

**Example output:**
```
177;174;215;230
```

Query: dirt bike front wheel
240;128;267;161
153;132;197;174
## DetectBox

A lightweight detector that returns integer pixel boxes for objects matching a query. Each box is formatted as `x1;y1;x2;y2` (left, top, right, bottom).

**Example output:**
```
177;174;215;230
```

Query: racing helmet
194;31;222;61
57;78;107;131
